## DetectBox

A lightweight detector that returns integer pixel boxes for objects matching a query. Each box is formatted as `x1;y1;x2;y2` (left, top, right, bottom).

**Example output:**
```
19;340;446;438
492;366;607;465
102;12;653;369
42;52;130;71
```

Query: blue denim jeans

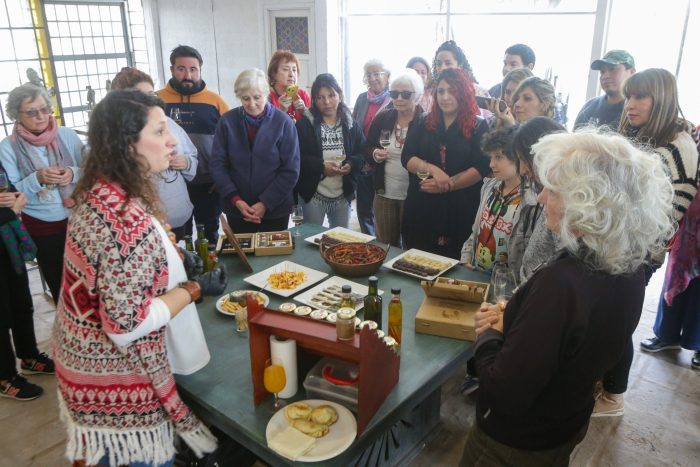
654;277;700;350
299;193;350;228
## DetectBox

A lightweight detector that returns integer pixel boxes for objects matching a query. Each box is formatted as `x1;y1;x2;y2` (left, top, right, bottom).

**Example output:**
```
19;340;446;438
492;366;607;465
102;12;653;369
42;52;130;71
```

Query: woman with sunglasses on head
0;84;83;302
364;69;424;247
111;67;198;241
352;59;392;236
401;68;490;260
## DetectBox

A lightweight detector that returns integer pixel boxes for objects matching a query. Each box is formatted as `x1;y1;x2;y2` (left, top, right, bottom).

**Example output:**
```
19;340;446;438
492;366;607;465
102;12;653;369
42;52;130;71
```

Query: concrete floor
2;259;699;466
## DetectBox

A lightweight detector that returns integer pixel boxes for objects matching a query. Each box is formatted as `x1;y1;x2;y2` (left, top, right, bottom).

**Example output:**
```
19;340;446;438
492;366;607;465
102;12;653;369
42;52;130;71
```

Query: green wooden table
175;224;489;466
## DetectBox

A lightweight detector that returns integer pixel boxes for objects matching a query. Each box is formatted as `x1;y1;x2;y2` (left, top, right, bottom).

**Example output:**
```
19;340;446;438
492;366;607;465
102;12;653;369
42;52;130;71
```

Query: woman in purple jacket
210;68;300;233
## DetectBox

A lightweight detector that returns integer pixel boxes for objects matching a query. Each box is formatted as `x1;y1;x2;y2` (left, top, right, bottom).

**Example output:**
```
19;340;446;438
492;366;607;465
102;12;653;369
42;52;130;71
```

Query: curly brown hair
72;90;165;219
267;50;300;88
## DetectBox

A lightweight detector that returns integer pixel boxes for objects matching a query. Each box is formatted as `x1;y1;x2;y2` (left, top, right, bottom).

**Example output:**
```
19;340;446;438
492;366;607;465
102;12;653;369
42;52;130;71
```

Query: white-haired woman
352;58;391;235
364;68;424;247
461;131;674;465
210;68;300;233
0;84;83;302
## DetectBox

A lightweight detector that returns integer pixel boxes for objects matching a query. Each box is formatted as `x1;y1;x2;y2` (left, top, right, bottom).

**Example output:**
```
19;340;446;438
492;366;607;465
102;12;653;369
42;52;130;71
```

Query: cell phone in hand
475;96;507;113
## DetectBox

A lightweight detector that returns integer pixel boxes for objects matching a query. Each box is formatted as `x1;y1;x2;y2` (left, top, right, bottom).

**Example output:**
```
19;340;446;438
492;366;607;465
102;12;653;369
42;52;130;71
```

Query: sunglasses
390;90;415;99
19;107;51;118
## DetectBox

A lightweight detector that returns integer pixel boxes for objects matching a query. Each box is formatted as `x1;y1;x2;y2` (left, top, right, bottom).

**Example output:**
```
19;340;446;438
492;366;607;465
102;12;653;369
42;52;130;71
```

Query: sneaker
591;391;624;418
20;352;55;375
461;375;480;395
692;351;700;370
0;374;43;401
639;337;681;353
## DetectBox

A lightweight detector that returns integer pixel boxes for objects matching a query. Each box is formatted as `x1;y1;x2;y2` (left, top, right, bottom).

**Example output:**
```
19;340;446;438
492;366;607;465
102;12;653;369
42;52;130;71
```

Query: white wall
153;0;335;107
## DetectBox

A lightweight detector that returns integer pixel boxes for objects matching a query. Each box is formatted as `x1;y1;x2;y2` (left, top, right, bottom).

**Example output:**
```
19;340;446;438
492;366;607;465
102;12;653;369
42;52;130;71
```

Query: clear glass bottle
336;307;356;341
339;285;354;309
388;288;402;345
363;276;383;330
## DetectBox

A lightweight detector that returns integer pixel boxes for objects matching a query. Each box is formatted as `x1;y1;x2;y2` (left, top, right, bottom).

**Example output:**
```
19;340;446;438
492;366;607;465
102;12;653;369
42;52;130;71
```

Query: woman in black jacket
0;166;54;401
295;73;364;228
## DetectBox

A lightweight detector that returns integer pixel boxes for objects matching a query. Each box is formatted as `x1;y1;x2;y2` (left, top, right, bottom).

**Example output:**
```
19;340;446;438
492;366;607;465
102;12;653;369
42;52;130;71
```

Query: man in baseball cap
574;50;636;130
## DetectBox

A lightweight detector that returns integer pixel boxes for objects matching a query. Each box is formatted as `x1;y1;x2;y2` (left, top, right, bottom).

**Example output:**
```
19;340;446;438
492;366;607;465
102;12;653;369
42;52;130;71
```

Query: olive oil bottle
388;288;402;344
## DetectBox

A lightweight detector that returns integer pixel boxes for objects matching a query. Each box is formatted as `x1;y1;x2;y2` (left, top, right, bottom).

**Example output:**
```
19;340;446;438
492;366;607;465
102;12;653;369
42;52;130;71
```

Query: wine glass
416;160;431;181
491;264;518;310
379;129;391;153
0;172;9;193
333;147;346;167
169;107;181;123
290;205;303;237
263;358;287;410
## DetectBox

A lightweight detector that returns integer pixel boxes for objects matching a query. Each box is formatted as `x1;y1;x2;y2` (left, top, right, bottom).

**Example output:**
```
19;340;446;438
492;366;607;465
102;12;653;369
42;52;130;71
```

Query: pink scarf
11;117;76;207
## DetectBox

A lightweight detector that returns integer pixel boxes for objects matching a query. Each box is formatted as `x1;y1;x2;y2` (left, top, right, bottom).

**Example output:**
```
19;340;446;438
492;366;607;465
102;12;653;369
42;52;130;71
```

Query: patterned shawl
53;179;215;466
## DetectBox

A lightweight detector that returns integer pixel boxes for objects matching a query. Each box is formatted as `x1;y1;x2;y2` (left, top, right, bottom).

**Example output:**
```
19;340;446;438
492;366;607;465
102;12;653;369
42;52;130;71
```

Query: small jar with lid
336;307;356;341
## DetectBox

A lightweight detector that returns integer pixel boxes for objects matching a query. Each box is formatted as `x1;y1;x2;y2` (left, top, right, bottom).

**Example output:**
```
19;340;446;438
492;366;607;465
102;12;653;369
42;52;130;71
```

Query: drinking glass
169;107;181;123
263;358;287;410
0;173;8;192
491;264;518;309
416;160;431;181
333;147;346;167
379;130;391;152
291;205;303;237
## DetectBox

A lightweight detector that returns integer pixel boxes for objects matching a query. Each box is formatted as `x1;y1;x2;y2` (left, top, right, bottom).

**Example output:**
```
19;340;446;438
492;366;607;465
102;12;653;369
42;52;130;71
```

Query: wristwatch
178;280;202;303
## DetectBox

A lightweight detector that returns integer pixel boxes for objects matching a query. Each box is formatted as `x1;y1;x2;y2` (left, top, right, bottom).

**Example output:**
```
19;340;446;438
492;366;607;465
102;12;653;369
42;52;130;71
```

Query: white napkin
268;426;316;460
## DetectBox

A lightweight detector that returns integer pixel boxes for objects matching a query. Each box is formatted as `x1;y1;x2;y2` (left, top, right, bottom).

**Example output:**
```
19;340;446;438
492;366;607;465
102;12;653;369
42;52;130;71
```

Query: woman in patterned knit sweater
53;90;216;467
593;68;699;417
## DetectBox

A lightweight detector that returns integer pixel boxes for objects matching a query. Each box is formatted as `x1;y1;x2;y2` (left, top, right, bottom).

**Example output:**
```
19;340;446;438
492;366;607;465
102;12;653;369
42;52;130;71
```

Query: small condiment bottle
339;285;354;309
336;307;356;341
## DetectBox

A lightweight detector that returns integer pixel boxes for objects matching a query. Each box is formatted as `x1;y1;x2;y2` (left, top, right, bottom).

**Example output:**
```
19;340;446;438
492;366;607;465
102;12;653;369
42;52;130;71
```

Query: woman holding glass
401;68;490;260
210;68;300;233
462;131;674;465
295;73;364;228
53;90;217;467
364;68;424;247
267;50;312;123
0;84;83;301
352;59;392;235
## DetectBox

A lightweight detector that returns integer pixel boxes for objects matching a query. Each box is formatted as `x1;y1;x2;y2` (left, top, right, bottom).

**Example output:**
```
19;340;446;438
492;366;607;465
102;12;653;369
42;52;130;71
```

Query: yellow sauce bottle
388;288;402;345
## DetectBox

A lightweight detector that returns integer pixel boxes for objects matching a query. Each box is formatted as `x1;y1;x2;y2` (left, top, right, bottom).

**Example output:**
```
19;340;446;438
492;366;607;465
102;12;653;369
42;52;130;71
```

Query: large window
0;0;150;135
342;0;697;128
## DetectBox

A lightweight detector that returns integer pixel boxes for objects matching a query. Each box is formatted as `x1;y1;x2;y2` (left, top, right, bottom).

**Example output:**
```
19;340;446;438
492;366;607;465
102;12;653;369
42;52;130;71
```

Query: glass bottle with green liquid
363;276;382;329
195;224;211;272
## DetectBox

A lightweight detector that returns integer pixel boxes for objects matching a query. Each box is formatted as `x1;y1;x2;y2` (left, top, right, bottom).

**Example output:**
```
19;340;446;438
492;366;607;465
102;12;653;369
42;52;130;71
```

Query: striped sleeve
656;132;699;223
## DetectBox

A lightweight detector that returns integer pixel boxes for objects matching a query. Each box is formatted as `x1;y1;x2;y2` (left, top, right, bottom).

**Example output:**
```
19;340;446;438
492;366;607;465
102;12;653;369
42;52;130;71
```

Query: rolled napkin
270;335;298;398
268;425;315;460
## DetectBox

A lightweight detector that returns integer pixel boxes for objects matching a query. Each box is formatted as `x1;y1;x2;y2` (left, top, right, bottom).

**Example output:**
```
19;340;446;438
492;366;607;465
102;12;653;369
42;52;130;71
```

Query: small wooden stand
247;297;400;436
219;214;253;272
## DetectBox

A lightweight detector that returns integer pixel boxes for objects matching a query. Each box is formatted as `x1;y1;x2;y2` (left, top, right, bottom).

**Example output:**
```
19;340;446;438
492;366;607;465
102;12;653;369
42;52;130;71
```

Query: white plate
215;291;270;316
243;261;327;297
266;399;356;462
293;276;384;312
382;248;459;281
304;227;375;245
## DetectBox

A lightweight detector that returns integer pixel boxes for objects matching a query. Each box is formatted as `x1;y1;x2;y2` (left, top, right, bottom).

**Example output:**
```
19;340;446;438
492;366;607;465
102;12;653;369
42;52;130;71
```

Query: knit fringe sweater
52;180;216;466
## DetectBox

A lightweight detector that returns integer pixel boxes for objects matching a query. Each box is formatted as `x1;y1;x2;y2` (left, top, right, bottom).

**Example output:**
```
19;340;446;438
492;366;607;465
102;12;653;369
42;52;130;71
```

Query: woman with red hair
401;68;490;259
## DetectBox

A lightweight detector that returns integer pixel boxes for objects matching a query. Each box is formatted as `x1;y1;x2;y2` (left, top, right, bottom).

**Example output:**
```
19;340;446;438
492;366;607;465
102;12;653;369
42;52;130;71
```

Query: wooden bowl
320;241;389;277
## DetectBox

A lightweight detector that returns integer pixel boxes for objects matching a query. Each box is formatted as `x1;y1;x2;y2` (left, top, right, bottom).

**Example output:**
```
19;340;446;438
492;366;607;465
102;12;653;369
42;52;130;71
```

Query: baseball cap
591;50;635;70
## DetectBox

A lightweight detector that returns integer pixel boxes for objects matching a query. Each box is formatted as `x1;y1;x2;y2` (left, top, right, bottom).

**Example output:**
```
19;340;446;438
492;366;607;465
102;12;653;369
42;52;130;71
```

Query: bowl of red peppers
320;240;389;277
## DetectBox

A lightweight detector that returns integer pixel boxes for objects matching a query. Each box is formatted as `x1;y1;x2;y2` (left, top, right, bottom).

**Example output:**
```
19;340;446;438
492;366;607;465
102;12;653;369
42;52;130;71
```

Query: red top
268;87;312;122
21;212;67;237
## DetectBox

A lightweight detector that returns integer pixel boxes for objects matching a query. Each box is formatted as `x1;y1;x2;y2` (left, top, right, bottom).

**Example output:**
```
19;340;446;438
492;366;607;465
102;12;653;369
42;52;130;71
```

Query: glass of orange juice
263;358;287;409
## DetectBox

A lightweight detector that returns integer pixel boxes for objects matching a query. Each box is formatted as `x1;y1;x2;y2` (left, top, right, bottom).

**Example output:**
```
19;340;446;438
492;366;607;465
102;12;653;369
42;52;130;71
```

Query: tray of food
305;227;375;246
382;248;458;280
293;276;383;313
215;290;269;316
266;400;356;461
243;261;328;297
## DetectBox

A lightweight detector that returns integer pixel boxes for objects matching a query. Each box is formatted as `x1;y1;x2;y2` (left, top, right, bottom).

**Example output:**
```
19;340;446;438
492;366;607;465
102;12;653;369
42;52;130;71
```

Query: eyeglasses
365;72;386;79
390;90;415;100
19;107;51;118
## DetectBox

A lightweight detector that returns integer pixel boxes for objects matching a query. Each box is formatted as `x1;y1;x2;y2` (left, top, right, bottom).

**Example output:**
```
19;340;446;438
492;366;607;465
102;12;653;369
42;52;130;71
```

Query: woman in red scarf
267;50;311;122
0;84;83;301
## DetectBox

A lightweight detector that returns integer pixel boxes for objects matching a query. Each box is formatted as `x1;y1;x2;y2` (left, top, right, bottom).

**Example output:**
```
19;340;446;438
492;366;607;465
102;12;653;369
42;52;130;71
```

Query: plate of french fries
216;290;270;316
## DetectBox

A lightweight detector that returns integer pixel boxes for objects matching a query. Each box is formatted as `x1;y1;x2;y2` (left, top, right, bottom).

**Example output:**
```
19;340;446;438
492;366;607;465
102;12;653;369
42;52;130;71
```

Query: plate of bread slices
266;399;356;461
